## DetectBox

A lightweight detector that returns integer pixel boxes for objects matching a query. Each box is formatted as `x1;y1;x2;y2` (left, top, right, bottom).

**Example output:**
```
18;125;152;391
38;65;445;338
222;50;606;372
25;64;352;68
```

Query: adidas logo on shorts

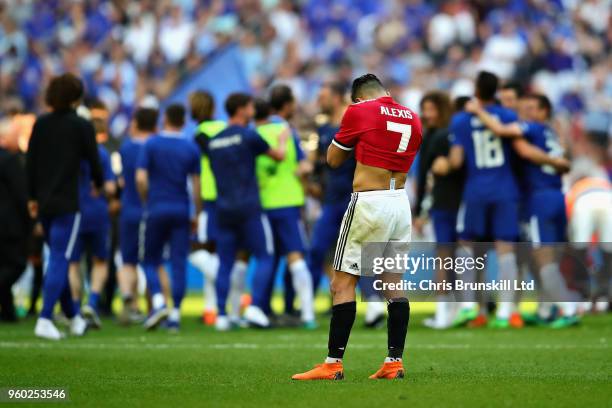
349;263;359;271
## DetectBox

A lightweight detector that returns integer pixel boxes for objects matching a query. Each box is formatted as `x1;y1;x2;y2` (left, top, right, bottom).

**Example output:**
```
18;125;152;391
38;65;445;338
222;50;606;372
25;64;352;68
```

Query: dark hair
254;98;270;121
528;93;553;119
88;99;108;112
91;117;107;135
501;81;524;98
225;93;253;117
350;73;385;103
164;104;186;128
323;81;346;98
420;91;452;128
44;73;84;111
269;85;294;112
189;90;214;122
134;107;159;132
475;71;498;101
453;96;471;112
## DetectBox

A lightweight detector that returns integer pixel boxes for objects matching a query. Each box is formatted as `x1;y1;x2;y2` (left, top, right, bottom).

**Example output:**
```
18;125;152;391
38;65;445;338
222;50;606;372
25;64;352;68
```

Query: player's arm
465;100;522;138
101;150;117;198
293;134;313;177
265;127;288;161
447;145;464;172
326;142;352;168
135;142;150;203
82;121;105;191
135;168;148;203
512;138;570;173
327;105;360;168
189;144;202;218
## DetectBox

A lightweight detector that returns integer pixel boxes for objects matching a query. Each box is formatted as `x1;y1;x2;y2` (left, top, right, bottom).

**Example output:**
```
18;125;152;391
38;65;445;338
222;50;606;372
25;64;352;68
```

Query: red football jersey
332;96;422;172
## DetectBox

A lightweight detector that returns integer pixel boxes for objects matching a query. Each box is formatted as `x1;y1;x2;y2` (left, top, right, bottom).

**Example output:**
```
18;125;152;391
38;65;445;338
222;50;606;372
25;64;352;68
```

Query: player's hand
28;200;38;219
465;99;481;113
413;216;426;235
551;157;571;174
90;186;101;198
108;198;121;216
431;157;450;176
33;222;44;237
296;160;313;177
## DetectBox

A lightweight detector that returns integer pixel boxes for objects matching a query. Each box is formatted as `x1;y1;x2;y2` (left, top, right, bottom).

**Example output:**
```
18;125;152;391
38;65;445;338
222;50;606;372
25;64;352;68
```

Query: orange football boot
202;310;217;326
291;362;344;380
509;312;524;328
468;313;488;328
369;361;405;379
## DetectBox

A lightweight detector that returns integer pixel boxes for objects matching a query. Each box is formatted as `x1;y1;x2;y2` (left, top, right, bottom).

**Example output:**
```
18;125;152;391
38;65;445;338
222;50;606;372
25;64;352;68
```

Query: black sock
387;298;410;359
328;301;356;359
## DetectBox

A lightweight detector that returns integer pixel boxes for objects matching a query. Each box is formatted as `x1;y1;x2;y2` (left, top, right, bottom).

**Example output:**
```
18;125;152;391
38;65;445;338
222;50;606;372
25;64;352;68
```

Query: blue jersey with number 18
450;105;518;201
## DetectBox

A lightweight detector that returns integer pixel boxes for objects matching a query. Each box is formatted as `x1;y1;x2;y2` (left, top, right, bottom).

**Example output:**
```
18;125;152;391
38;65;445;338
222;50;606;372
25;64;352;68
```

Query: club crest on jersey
380;106;413;119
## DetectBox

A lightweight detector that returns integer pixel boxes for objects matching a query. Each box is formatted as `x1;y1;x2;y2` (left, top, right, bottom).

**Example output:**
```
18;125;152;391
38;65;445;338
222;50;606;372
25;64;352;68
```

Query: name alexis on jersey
380;106;413;119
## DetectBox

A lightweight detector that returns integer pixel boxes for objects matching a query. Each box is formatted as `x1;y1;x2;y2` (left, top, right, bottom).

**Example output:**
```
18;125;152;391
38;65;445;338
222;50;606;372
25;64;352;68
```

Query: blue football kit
518;121;567;244
199;124;276;316
138;132;200;312
70;145;115;262
119;137;146;264
451;105;520;241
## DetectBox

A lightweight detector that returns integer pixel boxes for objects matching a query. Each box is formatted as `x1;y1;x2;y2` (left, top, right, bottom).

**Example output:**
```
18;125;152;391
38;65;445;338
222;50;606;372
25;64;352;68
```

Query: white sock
456;246;476;304
152;293;166;310
384;357;402;363
205;254;219;311
435;294;452;326
539;263;576;317
228;260;248;320
497;252;518;319
169;307;180;322
537;302;553;319
325;357;342;364
190;250;219;311
289;259;315;322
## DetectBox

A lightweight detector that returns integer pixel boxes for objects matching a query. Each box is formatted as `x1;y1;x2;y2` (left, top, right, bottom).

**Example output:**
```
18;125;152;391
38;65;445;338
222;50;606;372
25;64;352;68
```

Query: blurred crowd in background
0;0;611;327
1;0;611;153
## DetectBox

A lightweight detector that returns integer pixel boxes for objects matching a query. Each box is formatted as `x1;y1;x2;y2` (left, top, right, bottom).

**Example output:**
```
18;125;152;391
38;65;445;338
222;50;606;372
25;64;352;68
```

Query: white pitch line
0;341;608;351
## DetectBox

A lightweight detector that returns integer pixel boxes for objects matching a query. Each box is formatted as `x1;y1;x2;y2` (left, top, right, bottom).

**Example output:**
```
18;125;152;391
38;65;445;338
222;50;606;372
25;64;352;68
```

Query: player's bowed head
350;73;390;103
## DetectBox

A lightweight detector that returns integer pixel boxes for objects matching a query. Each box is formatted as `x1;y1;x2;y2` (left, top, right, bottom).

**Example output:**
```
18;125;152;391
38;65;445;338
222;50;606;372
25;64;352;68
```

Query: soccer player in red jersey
292;74;422;380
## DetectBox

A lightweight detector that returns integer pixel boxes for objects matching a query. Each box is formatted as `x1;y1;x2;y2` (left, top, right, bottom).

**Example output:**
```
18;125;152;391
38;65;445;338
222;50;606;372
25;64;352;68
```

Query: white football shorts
333;189;412;276
570;190;612;252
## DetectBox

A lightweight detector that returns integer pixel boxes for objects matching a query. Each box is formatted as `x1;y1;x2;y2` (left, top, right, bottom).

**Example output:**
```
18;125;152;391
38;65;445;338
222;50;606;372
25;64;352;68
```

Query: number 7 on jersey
387;121;412;152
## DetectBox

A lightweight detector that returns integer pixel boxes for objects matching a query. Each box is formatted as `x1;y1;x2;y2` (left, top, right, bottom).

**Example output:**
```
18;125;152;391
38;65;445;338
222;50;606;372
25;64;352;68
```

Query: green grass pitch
1;299;610;407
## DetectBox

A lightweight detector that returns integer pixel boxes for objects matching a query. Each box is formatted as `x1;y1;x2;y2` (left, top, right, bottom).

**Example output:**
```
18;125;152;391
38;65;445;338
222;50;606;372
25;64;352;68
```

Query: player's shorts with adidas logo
333;189;412;275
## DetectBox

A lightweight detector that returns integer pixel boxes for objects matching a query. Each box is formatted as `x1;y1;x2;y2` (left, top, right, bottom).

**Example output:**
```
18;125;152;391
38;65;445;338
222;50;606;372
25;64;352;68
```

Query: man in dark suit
0;119;29;322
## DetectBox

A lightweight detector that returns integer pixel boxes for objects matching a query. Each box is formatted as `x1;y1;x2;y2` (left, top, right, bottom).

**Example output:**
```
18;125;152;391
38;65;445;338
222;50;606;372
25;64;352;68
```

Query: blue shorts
265;206;306;255
119;215;143;265
70;226;109;262
457;198;519;241
430;208;458;243
42;213;81;261
527;189;567;245
197;200;219;243
217;213;274;258
142;211;190;267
